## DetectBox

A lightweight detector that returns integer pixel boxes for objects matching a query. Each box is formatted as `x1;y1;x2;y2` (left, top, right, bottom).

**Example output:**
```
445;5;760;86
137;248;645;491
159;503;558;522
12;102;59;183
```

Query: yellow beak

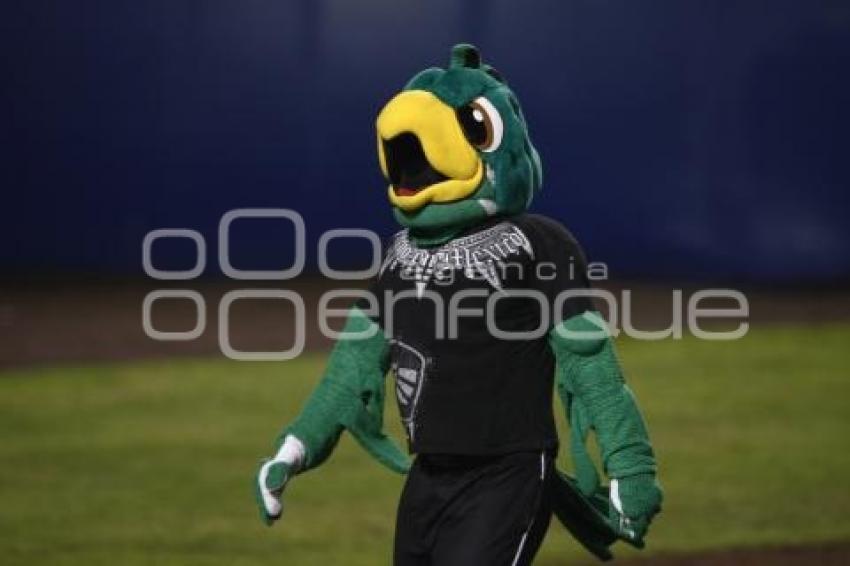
377;90;483;211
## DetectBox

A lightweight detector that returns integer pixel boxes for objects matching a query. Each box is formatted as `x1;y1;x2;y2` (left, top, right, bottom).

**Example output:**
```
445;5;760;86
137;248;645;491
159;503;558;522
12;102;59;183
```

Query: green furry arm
280;306;409;474
549;312;657;484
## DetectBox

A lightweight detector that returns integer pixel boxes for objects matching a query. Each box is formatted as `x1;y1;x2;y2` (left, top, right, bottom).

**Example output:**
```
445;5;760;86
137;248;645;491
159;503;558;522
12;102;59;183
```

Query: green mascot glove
609;473;663;547
254;435;305;526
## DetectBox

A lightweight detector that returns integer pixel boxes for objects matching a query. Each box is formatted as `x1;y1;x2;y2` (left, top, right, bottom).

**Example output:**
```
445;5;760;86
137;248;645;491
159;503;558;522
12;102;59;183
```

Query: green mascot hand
609;473;663;547
254;435;305;526
255;460;290;526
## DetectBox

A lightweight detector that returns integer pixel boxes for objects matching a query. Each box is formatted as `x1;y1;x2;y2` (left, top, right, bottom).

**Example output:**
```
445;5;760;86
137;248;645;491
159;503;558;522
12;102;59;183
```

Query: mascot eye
456;96;503;152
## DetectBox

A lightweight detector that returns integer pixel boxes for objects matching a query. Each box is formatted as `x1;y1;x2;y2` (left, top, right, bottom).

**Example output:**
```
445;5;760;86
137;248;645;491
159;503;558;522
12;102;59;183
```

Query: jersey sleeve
521;214;595;326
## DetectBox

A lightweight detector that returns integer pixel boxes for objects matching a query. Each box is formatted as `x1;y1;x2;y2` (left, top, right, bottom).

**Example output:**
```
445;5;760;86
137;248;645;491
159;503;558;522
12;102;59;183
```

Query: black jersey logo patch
390;340;428;442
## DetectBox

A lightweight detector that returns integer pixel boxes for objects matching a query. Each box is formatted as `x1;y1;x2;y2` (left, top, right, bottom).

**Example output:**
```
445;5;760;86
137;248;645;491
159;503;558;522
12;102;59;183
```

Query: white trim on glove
274;434;306;470
610;478;637;540
610;478;623;514
258;460;283;517
258;435;306;518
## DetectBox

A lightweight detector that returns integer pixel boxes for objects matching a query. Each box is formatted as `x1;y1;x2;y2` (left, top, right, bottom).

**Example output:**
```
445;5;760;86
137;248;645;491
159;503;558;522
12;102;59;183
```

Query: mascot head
376;44;542;241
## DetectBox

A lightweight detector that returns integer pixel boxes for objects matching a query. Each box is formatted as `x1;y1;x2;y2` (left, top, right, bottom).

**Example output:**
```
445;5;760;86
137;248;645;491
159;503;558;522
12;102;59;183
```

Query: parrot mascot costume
255;44;662;565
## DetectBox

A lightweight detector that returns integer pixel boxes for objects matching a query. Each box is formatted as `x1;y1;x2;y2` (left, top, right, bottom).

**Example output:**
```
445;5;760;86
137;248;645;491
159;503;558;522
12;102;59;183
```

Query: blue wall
2;1;849;281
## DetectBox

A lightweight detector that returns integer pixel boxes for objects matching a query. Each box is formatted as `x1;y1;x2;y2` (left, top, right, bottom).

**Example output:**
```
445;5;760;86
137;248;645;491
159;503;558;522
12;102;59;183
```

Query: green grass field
1;324;849;565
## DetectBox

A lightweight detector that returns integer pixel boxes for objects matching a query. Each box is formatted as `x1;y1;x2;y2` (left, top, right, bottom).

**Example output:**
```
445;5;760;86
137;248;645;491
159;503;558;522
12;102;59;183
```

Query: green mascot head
376;44;542;244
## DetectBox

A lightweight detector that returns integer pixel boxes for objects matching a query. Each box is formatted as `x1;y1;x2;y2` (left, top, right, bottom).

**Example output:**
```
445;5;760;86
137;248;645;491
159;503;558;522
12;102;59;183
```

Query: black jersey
360;214;592;455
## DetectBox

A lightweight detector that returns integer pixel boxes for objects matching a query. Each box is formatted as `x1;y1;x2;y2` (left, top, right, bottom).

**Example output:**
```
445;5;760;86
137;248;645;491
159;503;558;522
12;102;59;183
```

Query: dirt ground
606;541;850;565
1;277;848;368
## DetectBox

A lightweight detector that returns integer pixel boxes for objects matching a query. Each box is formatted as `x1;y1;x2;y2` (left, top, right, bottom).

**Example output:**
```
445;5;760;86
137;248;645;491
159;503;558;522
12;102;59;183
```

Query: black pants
393;450;554;566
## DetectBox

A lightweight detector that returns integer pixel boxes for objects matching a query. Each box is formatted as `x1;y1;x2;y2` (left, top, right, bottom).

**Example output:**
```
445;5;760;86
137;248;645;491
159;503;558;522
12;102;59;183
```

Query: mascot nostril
256;43;662;565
